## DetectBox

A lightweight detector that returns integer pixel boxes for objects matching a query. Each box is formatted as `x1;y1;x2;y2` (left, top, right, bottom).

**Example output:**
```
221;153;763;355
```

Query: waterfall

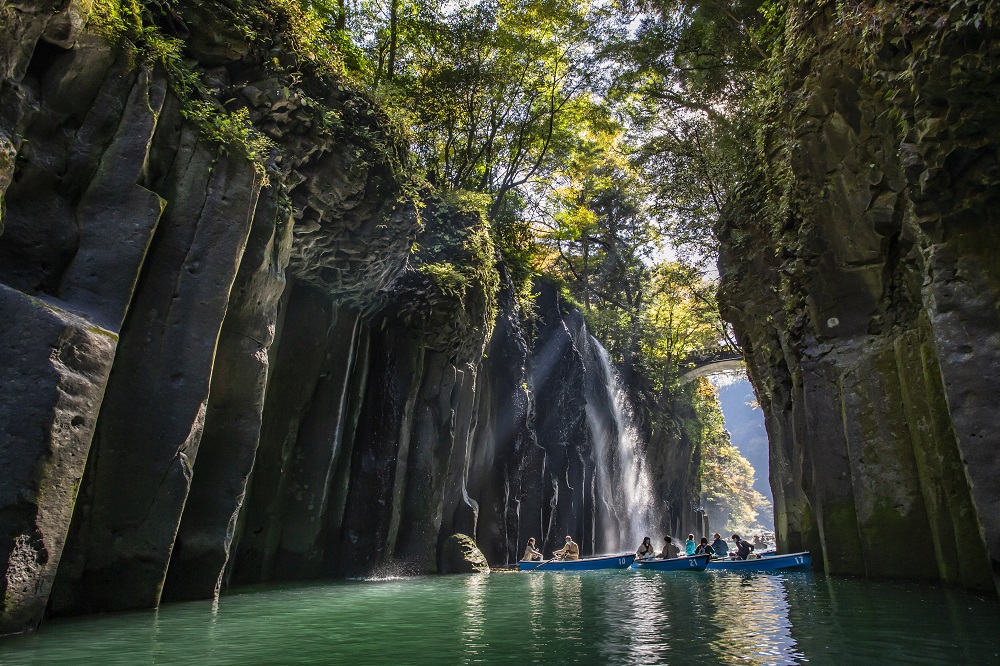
587;338;659;552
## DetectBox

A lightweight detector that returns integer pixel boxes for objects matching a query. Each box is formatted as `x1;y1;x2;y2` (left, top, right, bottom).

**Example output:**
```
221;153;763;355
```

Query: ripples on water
2;570;998;665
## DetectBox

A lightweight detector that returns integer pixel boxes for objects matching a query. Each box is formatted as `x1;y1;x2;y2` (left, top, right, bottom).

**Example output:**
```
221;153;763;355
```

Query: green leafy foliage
336;0;611;306
694;380;770;535
84;0;778;528
85;0;279;177
605;0;783;266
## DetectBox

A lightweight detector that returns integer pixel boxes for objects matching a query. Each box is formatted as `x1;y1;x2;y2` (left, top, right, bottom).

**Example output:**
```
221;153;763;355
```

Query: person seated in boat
694;537;715;557
552;535;579;560
659;536;680;559
711;533;729;558
636;536;657;560
731;533;755;560
523;538;542;561
685;534;696;556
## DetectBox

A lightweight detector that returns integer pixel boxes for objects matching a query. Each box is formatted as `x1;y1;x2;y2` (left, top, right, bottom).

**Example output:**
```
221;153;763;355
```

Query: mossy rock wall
0;0;688;635
717;0;1000;594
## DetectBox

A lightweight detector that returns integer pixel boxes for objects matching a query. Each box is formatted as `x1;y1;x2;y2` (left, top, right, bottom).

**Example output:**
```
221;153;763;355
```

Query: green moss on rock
438;534;490;574
375;190;500;362
717;0;1000;593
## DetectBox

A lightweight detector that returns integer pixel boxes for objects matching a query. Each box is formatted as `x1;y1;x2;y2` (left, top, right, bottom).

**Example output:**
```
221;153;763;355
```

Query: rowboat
518;553;636;571
706;551;811;572
632;554;710;571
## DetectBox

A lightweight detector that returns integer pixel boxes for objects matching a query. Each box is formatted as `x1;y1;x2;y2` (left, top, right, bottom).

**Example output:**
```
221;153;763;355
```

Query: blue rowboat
706;551;811;572
519;553;636;571
633;554;710;571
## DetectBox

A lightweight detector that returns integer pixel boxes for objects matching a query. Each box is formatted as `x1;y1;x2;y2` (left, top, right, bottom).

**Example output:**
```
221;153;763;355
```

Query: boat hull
706;551;811;572
633;554;710;571
519;553;636;571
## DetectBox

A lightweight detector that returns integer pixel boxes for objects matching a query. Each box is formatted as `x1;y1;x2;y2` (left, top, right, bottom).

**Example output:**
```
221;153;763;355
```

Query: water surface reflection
1;570;997;664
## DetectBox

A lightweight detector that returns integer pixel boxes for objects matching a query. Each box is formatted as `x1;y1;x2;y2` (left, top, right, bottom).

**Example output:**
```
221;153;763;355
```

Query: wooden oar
530;555;563;571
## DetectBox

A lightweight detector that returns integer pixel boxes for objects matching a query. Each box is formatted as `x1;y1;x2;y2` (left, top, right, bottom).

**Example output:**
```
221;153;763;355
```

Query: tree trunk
387;0;399;81
336;0;346;31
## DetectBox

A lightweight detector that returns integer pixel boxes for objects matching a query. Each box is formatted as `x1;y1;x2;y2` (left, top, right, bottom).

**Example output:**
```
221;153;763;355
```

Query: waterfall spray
587;339;660;551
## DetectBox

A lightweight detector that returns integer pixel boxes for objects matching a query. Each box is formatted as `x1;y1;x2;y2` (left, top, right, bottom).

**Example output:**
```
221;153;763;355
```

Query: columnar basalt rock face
0;289;117;635
0;0;418;631
225;278;628;582
50;127;263;616
463;268;538;564
527;284;595;553
0;1;170;633
0;0;679;635
160;190;294;603
717;1;999;594
646;388;705;542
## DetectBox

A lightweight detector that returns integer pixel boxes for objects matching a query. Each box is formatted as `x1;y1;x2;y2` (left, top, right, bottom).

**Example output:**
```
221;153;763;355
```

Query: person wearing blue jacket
685;534;696;556
711;533;729;558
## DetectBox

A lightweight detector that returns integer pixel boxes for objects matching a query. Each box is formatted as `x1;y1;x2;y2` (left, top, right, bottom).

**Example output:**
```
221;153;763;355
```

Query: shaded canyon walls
0;0;705;635
718;1;999;594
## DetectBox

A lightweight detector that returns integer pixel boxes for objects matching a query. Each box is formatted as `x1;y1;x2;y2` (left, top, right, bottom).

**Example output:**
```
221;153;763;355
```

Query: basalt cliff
0;0;706;636
718;1;1000;595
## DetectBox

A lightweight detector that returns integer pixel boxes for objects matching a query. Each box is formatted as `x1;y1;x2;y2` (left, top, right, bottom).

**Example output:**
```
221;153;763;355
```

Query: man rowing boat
551;535;579;560
731;533;755;560
658;536;680;559
711;533;729;558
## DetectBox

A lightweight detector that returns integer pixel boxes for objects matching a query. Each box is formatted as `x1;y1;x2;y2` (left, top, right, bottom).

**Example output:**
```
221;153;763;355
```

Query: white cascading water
587;339;660;551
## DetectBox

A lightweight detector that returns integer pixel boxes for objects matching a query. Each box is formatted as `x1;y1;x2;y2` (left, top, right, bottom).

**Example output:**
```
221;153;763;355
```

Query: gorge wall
718;1;999;594
0;0;704;635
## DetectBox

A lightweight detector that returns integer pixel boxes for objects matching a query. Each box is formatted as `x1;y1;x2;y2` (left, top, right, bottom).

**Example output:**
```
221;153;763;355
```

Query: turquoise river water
1;568;998;665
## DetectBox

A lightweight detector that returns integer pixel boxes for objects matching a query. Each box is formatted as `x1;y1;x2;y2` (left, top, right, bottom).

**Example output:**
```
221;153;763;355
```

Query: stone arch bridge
678;346;744;384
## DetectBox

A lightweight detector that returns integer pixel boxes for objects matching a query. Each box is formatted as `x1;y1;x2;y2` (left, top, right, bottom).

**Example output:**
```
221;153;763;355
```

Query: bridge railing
680;345;742;368
677;347;745;385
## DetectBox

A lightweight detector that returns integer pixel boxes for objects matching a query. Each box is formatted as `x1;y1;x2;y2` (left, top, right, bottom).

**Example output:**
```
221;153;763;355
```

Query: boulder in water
438;534;490;574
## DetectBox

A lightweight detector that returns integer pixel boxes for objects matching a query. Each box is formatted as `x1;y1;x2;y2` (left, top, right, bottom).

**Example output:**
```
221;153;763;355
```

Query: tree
694;379;770;534
605;0;782;265
322;0;770;529
347;0;597;218
639;262;728;388
334;0;609;298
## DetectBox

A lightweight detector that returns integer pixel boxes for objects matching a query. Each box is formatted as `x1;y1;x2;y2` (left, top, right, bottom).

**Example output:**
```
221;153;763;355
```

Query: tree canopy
297;0;780;532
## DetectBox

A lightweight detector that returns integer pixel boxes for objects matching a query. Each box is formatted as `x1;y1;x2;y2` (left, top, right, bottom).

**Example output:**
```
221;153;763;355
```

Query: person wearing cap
552;535;580;560
522;537;542;561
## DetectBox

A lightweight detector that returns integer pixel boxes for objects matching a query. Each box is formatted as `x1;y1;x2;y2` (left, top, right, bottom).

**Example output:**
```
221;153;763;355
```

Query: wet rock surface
5;0;998;641
717;2;1000;594
0;287;117;634
438;534;490;574
0;0;689;635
